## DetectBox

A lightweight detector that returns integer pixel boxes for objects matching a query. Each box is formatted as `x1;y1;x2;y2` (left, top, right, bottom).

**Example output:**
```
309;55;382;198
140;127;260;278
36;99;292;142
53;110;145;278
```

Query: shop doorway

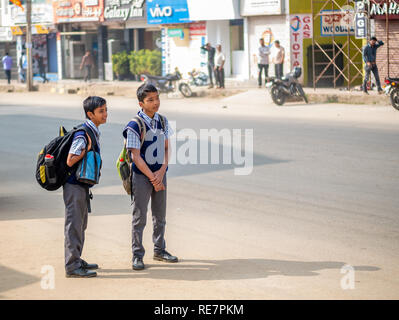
307;44;344;87
69;42;85;79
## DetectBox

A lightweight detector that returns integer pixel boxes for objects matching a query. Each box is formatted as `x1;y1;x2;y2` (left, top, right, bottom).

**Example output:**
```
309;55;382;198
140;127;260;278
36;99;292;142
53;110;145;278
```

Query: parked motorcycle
188;69;208;86
266;67;308;106
384;77;399;111
141;68;193;97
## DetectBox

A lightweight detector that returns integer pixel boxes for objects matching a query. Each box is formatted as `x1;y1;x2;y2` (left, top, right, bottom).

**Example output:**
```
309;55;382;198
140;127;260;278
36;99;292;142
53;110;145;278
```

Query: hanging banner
10;0;24;11
289;14;312;83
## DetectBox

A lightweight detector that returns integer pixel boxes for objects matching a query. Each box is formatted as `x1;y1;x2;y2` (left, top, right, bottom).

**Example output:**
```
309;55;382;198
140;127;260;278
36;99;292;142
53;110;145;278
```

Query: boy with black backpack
63;96;107;278
122;83;178;271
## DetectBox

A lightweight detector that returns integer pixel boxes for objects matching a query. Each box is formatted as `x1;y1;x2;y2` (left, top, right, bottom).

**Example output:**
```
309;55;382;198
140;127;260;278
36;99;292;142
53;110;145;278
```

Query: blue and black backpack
35;124;97;191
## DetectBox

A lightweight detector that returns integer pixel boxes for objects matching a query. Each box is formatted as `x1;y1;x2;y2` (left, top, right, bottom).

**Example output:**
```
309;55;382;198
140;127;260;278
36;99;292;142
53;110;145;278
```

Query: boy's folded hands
150;170;166;192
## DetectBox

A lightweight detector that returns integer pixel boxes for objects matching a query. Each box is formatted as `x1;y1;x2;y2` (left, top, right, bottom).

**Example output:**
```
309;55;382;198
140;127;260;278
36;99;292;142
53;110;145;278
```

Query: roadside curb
0;82;391;105
306;92;390;105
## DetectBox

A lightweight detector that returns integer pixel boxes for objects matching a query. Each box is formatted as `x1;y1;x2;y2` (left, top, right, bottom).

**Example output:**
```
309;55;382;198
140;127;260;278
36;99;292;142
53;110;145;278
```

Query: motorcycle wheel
390;88;399;111
296;84;308;103
271;85;286;106
179;83;193;97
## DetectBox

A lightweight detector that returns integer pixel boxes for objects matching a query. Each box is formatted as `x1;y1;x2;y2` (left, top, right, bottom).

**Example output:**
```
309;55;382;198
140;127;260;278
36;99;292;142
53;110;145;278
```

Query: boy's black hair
83;96;106;119
275;40;280;44
370;36;378;41
137;83;158;103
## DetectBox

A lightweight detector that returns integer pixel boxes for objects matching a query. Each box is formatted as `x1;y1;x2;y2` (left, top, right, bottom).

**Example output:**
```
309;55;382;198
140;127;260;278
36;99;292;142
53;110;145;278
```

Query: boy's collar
139;109;159;121
85;119;100;136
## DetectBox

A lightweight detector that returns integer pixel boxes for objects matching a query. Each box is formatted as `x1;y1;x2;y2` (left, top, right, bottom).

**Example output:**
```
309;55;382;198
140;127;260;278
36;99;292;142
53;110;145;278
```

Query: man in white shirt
214;44;225;89
258;38;270;88
272;40;285;79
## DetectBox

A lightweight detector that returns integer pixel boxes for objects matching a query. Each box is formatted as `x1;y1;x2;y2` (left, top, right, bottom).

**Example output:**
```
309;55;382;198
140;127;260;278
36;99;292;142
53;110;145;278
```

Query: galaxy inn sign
104;0;145;21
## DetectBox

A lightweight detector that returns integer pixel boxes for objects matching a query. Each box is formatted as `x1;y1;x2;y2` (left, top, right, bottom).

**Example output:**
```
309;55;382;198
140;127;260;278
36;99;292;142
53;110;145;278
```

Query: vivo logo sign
150;4;172;18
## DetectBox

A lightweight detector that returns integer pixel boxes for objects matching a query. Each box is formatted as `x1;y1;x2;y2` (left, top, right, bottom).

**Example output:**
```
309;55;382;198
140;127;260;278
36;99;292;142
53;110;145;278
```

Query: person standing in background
80;50;95;82
257;38;270;88
272;40;285;79
36;54;48;83
19;51;27;83
2;52;12;84
362;36;384;94
201;43;216;89
214;45;225;89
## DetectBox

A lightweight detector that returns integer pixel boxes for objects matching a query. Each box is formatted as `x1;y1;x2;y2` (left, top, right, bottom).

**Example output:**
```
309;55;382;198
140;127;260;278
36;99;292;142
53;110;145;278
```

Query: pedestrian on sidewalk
214;44;225;89
201;42;216;88
362;37;384;94
123;83;178;271
80;50;95;82
64;96;107;278
2;52;12;84
36;54;48;83
18;51;27;83
257;38;270;88
272;40;285;79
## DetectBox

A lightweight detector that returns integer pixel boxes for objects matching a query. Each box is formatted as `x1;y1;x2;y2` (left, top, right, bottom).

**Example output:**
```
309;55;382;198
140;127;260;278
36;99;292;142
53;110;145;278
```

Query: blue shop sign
147;0;191;24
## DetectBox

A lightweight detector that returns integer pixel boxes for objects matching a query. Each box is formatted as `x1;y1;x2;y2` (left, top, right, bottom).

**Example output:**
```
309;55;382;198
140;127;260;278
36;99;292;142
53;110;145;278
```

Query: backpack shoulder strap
158;113;166;132
75;124;97;150
129;116;146;147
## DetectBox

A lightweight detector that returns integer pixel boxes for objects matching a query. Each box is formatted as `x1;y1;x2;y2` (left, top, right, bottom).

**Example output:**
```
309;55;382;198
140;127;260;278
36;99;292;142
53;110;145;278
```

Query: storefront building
1;0;58;81
103;0;162;80
370;0;399;81
0;0;17;81
241;0;291;80
147;0;245;79
53;0;105;79
290;0;363;87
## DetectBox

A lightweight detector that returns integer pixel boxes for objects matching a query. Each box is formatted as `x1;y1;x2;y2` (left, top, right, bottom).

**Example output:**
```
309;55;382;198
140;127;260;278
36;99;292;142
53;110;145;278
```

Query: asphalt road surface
0;90;398;299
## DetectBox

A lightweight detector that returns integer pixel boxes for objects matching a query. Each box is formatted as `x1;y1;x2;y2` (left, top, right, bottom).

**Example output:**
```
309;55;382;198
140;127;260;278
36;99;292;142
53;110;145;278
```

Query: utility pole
26;0;33;91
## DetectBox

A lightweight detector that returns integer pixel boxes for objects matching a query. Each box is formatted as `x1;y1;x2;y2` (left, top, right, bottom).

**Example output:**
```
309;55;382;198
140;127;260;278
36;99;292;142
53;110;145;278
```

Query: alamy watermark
340;264;355;290
41;265;55;290
142;121;254;176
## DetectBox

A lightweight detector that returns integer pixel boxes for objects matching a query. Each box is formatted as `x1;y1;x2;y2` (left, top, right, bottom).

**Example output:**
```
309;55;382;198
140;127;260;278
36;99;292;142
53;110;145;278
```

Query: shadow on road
0;265;40;294
97;258;380;281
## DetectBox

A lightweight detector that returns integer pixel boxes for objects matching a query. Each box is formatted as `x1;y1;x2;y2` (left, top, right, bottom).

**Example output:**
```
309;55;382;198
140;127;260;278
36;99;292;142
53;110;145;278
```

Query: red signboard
53;0;105;23
369;0;399;20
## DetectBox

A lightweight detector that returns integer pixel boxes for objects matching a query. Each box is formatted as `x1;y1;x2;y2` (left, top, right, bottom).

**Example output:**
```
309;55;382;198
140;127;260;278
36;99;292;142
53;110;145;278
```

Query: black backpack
35;124;95;191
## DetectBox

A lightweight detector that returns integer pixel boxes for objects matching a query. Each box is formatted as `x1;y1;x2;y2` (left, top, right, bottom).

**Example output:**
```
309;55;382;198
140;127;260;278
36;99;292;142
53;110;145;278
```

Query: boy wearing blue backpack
64;96;107;278
123;83;178;271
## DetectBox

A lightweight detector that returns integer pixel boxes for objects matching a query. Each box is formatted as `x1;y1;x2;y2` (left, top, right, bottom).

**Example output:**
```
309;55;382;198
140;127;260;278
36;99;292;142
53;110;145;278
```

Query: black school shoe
132;256;145;270
81;259;99;270
154;250;178;263
66;267;97;278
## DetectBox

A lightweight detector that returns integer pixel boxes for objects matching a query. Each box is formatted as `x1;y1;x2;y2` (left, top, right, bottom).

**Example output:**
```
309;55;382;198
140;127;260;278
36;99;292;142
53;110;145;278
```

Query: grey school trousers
131;171;167;260
63;183;89;273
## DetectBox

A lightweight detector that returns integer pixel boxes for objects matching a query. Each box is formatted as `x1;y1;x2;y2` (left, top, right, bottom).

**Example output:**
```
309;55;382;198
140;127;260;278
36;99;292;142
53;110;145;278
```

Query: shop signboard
369;0;399;19
104;0;145;21
241;0;282;16
10;2;54;25
53;0;105;23
320;9;355;36
147;0;191;24
289;14;312;83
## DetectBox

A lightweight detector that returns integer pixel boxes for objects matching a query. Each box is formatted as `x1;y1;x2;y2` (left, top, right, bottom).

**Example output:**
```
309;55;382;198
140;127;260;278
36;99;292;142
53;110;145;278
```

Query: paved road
0;90;398;299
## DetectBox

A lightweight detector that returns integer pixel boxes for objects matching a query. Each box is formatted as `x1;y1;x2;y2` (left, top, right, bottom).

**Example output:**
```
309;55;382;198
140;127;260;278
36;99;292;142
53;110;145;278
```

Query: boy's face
87;104;107;125
140;92;160;115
